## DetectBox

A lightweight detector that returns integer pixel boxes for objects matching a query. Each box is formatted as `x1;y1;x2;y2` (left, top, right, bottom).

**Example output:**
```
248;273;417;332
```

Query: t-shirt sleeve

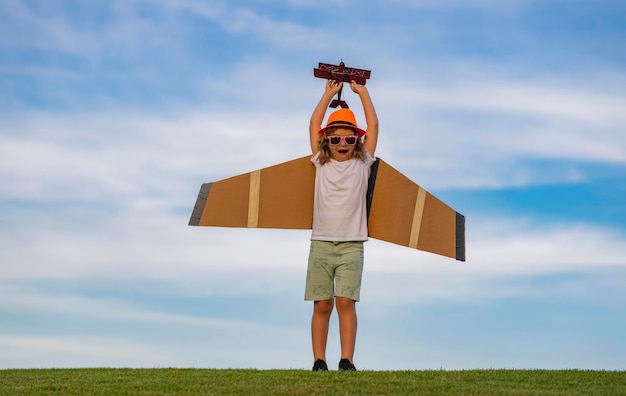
311;151;321;168
364;150;376;168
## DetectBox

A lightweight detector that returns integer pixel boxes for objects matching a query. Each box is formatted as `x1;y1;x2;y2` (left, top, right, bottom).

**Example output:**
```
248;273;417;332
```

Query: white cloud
0;283;290;330
3;1;624;193
359;60;626;188
362;219;626;304
0;329;309;369
156;0;332;50
3;57;625;204
3;196;625;303
0;335;163;368
0;282;310;369
390;81;626;127
0;106;309;203
2;216;625;369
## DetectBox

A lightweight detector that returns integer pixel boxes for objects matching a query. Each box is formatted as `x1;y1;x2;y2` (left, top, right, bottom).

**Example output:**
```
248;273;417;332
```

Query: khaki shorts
304;240;364;302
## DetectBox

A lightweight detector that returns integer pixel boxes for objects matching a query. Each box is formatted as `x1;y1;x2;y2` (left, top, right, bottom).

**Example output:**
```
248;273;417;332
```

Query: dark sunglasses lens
328;136;357;145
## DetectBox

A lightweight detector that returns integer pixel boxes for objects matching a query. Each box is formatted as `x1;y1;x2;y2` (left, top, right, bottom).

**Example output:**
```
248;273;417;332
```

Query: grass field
1;368;625;395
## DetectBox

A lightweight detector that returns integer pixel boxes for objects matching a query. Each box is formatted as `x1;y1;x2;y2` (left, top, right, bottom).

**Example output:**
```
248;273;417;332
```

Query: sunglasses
327;135;358;146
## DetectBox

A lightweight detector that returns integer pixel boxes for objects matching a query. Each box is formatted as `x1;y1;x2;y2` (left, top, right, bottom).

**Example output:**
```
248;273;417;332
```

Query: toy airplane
313;61;371;109
189;156;466;261
189;62;465;262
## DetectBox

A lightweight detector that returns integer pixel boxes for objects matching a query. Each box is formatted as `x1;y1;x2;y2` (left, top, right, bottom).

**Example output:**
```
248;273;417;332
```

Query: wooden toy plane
313;61;371;85
313;61;371;109
189;156;466;261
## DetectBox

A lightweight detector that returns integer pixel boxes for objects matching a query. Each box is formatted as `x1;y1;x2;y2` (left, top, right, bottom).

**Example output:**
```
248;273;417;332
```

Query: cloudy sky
1;0;625;370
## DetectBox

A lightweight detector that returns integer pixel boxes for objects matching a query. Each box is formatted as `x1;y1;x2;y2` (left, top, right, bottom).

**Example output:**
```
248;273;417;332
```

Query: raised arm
350;80;379;156
310;80;343;155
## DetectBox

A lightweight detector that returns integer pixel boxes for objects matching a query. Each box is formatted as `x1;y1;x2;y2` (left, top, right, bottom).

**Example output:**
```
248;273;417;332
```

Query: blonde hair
317;128;366;165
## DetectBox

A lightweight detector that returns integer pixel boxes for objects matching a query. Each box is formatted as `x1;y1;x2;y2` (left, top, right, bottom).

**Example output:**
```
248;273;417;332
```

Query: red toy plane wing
314;62;371;85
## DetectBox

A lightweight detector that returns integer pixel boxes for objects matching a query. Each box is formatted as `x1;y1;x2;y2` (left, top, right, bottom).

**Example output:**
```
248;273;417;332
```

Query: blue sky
1;0;625;370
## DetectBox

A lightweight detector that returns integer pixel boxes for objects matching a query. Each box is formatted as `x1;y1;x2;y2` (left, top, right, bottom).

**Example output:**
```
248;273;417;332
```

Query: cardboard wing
189;156;465;261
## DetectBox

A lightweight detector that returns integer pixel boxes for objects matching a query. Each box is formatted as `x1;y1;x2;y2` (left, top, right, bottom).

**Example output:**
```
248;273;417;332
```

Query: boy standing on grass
305;79;379;371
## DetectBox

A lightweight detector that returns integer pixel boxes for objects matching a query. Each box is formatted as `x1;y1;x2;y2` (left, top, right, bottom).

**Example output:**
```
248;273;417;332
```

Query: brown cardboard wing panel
199;173;250;227
191;156;315;229
257;156;315;229
368;160;462;260
418;192;457;259
367;161;418;248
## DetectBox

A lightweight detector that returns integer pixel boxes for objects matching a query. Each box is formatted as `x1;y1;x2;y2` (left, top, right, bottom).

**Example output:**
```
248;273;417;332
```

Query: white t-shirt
310;151;376;241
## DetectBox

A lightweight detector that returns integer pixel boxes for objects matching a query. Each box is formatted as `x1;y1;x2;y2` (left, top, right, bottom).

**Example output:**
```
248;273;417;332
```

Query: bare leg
311;299;334;361
335;296;357;362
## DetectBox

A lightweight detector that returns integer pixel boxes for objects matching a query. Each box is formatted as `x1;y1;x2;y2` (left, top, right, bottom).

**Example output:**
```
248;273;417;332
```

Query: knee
335;296;355;314
314;299;334;316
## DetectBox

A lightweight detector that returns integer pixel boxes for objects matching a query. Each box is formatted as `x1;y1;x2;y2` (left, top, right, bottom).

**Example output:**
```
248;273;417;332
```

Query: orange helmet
318;108;366;137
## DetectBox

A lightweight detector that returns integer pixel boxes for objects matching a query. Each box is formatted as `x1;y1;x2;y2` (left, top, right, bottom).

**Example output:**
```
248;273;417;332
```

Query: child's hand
350;80;367;95
326;79;343;95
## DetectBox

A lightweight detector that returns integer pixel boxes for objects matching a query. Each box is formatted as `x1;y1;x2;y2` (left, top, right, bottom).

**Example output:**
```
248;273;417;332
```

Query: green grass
0;368;625;395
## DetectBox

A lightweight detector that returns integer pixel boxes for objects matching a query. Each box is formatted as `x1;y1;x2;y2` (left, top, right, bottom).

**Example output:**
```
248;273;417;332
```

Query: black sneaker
338;358;357;371
312;359;328;371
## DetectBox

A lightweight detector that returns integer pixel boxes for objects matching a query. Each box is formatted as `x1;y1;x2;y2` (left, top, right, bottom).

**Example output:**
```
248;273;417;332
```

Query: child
305;79;379;371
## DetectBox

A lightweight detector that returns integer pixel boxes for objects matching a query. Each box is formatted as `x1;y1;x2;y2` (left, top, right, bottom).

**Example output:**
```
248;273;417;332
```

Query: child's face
327;128;358;162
